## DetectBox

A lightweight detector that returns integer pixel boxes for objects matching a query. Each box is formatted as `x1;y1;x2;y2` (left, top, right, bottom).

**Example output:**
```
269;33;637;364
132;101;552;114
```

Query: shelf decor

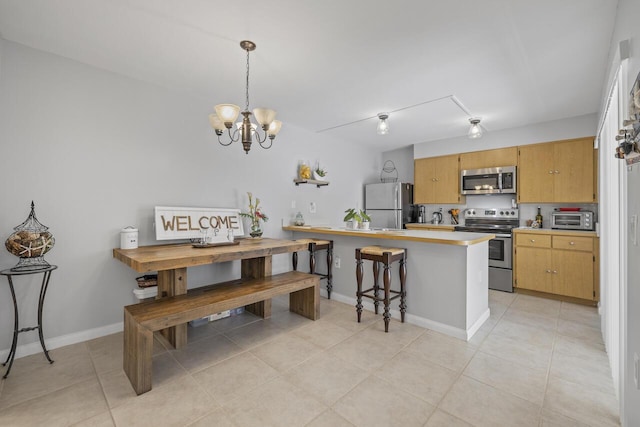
240;192;269;238
5;201;55;271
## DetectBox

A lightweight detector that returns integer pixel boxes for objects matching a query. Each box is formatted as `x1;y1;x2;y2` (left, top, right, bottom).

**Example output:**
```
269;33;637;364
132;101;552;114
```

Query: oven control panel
465;208;519;219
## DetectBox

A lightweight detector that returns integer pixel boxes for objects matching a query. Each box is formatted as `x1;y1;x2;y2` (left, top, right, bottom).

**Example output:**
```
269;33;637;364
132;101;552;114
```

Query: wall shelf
294;179;329;188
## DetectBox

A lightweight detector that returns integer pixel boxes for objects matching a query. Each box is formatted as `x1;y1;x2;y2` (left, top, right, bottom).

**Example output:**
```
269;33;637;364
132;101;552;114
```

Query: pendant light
208;40;282;154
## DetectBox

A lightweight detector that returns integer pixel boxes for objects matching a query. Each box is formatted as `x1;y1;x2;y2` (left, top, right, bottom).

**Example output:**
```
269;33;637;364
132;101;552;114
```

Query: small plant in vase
358;210;371;230
240;192;269;238
313;165;328;181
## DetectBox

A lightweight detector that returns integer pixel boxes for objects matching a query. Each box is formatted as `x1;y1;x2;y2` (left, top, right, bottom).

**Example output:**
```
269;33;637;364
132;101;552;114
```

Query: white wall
0;40;380;356
605;0;640;424
414;113;598;159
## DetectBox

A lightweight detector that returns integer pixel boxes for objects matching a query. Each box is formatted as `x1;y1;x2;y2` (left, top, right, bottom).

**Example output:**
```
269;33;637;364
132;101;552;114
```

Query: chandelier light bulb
377;113;390;135
468;117;483;139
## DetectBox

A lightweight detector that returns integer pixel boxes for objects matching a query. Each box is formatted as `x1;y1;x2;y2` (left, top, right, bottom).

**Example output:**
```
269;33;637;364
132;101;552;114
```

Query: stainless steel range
455;208;519;292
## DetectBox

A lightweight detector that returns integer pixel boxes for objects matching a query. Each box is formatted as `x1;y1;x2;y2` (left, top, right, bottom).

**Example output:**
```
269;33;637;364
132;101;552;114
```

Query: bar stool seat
293;238;334;298
355;245;407;332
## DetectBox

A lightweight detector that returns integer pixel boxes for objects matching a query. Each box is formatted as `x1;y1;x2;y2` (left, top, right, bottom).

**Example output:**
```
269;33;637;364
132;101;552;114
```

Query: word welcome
154;206;244;240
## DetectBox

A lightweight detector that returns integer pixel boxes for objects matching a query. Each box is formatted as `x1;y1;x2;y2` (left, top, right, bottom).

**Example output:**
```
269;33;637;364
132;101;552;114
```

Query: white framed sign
154;206;245;241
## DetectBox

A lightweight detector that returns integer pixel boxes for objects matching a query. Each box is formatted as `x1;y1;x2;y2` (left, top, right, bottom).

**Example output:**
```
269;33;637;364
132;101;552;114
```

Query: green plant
343;208;371;223
240;192;269;231
315;166;327;177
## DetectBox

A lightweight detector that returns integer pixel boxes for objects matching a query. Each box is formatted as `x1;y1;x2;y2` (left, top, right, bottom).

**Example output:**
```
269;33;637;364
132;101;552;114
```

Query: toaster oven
551;211;595;230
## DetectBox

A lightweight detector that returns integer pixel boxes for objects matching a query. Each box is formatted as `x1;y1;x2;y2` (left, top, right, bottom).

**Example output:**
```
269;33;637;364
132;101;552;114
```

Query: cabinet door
414;158;435;204
514;247;553;293
553;138;596;203
518;143;555;203
552;250;594;299
460;147;518;170
434;154;463;204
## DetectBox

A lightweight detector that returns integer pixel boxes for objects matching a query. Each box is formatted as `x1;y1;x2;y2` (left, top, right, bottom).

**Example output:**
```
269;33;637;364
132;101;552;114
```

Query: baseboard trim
328;292;481;341
0;322;124;361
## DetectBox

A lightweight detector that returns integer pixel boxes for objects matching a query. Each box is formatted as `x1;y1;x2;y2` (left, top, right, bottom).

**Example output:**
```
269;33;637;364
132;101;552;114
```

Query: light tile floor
0;291;620;426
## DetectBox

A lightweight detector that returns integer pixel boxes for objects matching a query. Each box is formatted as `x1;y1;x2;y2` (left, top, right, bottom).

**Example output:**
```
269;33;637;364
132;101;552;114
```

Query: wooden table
113;238;307;349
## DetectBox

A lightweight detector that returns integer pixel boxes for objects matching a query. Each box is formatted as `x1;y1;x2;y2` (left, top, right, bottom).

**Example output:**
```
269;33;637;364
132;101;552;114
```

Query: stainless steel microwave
461;166;517;195
551;211;595;230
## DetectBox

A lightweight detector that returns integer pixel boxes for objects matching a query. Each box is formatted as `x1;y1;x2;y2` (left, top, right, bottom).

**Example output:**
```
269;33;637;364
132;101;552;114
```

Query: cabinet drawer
515;234;551;248
552;236;593;251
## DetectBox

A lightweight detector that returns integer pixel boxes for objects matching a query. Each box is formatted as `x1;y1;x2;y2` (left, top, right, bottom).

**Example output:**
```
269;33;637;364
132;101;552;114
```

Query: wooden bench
123;271;320;395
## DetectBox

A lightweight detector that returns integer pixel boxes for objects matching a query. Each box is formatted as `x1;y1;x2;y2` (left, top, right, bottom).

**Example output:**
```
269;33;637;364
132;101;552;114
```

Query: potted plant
313;165;328;181
358;210;371;230
343;208;361;229
240;192;269;238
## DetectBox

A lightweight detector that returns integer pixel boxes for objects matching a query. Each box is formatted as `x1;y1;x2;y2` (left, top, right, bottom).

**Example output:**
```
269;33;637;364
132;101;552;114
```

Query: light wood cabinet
414;154;464;204
517;137;596;203
459;147;518;170
513;229;598;301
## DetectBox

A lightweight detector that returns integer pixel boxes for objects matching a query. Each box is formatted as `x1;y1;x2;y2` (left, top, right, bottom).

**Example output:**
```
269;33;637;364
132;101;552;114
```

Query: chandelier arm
245;48;250;112
258;138;273;150
217;135;234;146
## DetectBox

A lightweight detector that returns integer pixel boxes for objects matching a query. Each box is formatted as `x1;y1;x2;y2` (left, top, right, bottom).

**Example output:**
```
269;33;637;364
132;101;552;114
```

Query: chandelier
209;40;282;154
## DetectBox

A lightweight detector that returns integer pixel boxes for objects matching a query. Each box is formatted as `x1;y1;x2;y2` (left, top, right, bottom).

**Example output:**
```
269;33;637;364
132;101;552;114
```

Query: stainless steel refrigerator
364;182;414;229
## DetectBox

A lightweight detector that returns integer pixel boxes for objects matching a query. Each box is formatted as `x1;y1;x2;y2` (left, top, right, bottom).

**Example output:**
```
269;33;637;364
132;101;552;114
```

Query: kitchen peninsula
282;226;494;340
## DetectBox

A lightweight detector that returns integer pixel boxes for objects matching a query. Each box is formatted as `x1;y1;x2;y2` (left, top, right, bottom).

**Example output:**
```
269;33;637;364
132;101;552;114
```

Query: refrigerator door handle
394;186;399;211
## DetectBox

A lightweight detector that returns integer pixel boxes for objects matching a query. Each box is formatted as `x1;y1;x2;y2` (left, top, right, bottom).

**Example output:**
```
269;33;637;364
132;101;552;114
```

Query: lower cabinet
513;230;597;301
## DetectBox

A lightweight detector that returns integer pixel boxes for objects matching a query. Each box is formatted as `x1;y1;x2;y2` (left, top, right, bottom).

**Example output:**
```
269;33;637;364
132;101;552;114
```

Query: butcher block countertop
512;228;598;237
282;225;493;246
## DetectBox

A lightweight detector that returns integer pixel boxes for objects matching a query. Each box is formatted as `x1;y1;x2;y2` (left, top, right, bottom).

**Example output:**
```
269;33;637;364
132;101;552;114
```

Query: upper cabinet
414;154;464;204
459;147;518;170
517;137;597;203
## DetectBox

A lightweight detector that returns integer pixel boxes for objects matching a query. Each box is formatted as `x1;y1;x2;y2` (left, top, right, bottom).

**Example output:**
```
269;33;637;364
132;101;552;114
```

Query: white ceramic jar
120;226;138;249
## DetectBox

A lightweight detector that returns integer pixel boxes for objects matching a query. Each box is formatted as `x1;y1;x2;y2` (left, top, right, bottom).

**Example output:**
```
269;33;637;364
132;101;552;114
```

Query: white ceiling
0;0;619;150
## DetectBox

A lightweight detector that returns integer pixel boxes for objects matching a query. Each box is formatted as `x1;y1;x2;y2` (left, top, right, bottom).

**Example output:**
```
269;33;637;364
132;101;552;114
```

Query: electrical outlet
334;256;341;269
635;353;639;389
309;202;317;214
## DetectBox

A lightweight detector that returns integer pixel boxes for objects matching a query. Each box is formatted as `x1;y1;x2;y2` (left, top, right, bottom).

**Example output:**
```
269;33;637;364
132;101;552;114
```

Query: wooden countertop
282;226;494;246
512;228;598;237
405;223;456;231
113;238;307;273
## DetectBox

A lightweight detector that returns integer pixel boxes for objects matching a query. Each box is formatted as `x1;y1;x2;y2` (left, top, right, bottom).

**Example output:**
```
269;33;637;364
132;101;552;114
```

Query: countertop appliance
551;210;595;230
461;166;516;195
455;207;519;292
364;182;413;230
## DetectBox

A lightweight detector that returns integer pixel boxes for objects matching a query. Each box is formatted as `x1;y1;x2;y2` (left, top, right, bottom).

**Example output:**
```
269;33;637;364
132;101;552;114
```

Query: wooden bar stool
292;238;334;298
355;246;407;332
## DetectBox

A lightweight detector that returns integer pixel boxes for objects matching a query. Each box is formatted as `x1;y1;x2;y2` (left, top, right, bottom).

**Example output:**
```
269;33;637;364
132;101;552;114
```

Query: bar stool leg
308;243;316;275
399;254;407;323
372;261;380;314
382;253;392;333
326;242;333;299
355;249;363;322
292;252;298;271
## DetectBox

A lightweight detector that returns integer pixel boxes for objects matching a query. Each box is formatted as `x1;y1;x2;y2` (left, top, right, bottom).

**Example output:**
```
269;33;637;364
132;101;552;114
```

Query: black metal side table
0;265;57;378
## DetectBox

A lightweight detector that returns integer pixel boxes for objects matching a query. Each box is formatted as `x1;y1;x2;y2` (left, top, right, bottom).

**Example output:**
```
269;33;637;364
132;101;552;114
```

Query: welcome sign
154;206;245;241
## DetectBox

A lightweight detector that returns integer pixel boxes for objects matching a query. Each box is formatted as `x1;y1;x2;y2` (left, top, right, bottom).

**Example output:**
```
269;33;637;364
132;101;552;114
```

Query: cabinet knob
548;170;554;174
569;241;575;245
552;270;558;274
530;239;535;243
432;178;436;182
546;269;552;273
554;170;560;174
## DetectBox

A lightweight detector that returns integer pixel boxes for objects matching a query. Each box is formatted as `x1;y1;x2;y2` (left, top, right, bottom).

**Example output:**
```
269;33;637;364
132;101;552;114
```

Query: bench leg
245;299;272;319
157;268;187;349
124;309;154;395
242;256;273;319
290;282;320;320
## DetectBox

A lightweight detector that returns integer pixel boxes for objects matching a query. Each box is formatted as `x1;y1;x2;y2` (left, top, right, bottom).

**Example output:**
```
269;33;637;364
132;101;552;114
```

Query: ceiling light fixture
208;40;282;154
377;113;390;135
468;117;483;139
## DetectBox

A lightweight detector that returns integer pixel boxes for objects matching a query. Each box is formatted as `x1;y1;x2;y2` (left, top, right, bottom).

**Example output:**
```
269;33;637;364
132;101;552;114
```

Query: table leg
2;276;19;378
37;270;54;364
242;256;273;318
157;268;187;349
